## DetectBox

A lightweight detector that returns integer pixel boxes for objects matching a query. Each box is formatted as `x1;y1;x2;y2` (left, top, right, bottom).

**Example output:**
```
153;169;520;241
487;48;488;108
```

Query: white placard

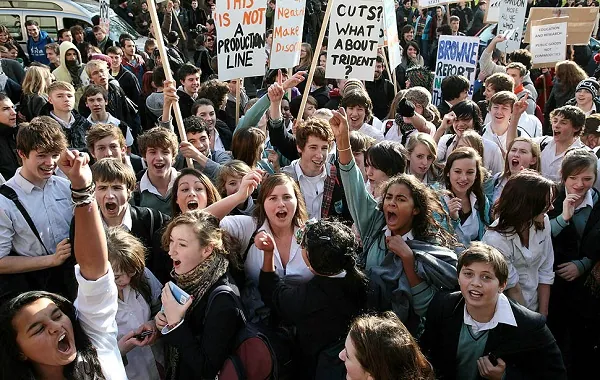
485;0;501;23
214;0;268;81
383;0;401;70
99;0;110;31
326;0;384;80
496;0;527;53
531;21;567;67
432;35;479;106
270;0;306;69
419;0;453;7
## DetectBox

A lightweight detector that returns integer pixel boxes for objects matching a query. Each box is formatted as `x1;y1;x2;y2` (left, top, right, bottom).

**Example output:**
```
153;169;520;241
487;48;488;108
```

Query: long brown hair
349;311;435;380
443;147;488;226
555;60;588;93
106;228;152;305
297;42;313;69
231;127;266;169
490;170;555;235
253;174;308;230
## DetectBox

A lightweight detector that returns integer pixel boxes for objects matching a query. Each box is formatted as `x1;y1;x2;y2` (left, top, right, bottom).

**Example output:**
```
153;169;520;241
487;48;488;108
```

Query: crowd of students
1;0;600;379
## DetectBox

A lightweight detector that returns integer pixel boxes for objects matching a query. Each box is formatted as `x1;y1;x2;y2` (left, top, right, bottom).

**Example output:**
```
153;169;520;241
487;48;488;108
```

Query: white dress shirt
464;293;518;334
0;169;72;258
533;137;586;183
482;215;555;312
294;161;326;220
74;266;128;380
437;134;504;175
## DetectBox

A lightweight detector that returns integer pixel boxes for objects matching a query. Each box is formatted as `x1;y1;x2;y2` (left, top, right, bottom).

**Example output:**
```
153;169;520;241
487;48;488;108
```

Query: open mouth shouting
187;200;199;211
173;259;182;269
153;163;166;172
57;331;73;356
386;210;399;225
275;210;288;221
467;289;484;301
104;201;118;215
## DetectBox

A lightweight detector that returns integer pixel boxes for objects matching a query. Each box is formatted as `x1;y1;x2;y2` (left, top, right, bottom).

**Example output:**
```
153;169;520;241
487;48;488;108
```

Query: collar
574;188;594;211
293;159;327;181
383;226;414;240
463;293;518;334
13;167;52;193
101;204;133;231
88;112;119;125
514;84;525;94
139;167;178;194
50;111;75;128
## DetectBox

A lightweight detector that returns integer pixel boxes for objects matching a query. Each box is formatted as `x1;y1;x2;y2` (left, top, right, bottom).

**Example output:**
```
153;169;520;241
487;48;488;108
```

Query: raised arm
58;149;108;281
203;171;262;220
506;94;529;150
480;35;507;77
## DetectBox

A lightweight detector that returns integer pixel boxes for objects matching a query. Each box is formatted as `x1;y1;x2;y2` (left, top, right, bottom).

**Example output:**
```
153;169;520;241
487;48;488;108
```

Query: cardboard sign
383;0;401;70
418;0;455;7
214;0;268;81
99;0;110;31
326;0;384;80
269;0;306;69
496;0;527;53
525;7;599;45
530;18;568;68
484;0;501;23
432;35;479;106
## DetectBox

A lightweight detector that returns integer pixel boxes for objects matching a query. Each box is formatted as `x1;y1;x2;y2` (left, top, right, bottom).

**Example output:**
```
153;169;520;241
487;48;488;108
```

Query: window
63;17;91;31
25;15;57;40
0;14;22;40
0;1;62;11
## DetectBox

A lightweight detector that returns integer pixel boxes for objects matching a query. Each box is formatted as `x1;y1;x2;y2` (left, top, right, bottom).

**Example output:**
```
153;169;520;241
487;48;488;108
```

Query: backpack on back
206;285;278;380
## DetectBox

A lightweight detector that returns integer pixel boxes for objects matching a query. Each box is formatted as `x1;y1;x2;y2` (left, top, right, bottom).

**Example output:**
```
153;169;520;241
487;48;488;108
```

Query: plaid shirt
321;164;339;219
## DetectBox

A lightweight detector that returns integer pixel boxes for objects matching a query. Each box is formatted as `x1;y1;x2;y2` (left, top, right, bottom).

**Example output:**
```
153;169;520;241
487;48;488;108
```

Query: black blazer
420;291;567;380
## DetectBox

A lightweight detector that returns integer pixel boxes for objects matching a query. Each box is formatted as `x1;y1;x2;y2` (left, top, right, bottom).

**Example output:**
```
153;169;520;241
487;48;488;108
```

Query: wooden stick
445;4;451;26
287;67;293;100
381;47;392;82
297;0;334;122
174;9;187;40
147;0;192;168
235;79;241;126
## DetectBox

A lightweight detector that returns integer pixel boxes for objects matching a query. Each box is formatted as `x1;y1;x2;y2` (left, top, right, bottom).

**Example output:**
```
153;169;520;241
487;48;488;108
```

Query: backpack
205;285;278;380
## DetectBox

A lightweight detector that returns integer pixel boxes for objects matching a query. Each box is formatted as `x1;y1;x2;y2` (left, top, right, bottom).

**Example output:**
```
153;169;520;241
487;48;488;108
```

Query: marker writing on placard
344;65;353;78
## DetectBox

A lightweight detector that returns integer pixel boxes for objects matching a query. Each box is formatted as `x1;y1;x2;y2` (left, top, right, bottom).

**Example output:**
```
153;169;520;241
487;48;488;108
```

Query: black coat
310;86;330;110
113;65;141;108
0;123;19;181
365;77;395;120
162;274;244;380
420;291;567;380
259;272;364;379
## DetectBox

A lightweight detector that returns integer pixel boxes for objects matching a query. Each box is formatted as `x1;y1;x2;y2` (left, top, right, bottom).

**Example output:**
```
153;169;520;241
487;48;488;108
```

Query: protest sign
215;0;268;81
525;7;598;45
484;0;501;23
269;0;306;69
432;35;479;106
419;0;454;7
99;0;110;32
382;0;401;71
530;18;567;69
496;0;527;53
326;0;384;81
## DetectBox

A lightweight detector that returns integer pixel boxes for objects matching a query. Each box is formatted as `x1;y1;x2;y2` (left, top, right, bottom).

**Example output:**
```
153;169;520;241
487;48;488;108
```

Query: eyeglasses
294;218;331;245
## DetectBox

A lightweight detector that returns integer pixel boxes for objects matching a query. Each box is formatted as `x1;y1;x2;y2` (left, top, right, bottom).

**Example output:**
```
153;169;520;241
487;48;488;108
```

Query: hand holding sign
267;70;285;103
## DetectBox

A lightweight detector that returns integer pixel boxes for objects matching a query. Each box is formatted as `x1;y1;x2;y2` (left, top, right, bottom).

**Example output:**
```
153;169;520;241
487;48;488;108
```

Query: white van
0;0;147;51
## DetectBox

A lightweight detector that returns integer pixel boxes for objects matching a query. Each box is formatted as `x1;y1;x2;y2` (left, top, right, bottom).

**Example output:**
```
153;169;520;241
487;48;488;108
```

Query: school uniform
482;215;555;312
220;215;314;322
442;192;490;247
420;291;567;380
437;133;504;175
548;188;600;378
533;137;586;183
134;167;178;216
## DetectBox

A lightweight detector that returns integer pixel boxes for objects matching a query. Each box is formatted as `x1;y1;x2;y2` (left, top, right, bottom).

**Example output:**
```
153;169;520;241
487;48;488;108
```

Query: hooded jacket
53;42;90;104
27;30;53;64
0;123;19;181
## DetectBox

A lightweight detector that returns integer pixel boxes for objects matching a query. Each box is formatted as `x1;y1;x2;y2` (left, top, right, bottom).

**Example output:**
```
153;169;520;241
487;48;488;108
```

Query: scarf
66;60;83;89
167;253;229;380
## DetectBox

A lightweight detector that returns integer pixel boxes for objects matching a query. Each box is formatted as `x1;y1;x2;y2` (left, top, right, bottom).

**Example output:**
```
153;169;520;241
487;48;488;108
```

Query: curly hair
197;79;229;110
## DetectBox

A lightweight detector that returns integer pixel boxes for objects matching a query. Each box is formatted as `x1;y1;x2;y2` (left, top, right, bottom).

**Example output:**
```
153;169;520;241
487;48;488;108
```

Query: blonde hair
22;66;51;96
47;80;75;95
405;132;443;181
85;59;108;77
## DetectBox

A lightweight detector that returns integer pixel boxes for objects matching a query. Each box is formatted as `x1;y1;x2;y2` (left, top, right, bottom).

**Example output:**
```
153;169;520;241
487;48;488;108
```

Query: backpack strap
243;229;259;263
540;136;550;152
205;284;246;324
445;134;456;149
148;208;155;241
0;185;50;254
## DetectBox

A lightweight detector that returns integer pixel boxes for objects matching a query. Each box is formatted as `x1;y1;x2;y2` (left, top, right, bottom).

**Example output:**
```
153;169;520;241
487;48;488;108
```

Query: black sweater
420;291;567;380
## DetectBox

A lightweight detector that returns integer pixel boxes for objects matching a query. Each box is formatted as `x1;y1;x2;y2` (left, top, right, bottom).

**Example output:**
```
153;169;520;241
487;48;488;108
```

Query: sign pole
297;0;334;122
235;79;241;126
146;0;192;168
